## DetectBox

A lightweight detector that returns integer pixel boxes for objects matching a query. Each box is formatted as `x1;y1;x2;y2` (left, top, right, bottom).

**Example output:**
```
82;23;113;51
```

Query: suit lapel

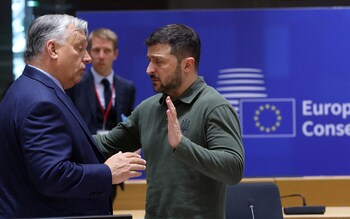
114;76;123;123
85;71;99;123
56;90;107;161
24;66;106;161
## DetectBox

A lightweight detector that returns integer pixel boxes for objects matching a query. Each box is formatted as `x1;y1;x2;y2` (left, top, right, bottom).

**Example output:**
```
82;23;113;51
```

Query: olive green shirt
94;77;244;219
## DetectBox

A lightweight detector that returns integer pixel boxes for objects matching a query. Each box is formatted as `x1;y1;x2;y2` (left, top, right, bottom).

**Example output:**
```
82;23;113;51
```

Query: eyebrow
148;53;172;59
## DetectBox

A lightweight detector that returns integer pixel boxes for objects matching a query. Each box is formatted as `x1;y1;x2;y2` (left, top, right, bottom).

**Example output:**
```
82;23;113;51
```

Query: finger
111;151;122;157
167;108;176;125
110;151;123;158
166;109;173;123
131;163;146;171
165;96;172;108
167;109;179;130
133;149;141;154
166;96;177;116
128;171;142;178
128;158;146;165
129;157;146;165
123;152;142;158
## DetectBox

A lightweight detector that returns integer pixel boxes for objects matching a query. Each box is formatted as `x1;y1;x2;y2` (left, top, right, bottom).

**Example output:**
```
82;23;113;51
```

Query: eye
91;48;99;54
154;58;162;65
104;49;113;54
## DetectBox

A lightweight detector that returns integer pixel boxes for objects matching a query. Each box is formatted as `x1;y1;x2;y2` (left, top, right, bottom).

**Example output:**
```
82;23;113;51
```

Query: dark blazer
67;70;135;134
0;65;112;218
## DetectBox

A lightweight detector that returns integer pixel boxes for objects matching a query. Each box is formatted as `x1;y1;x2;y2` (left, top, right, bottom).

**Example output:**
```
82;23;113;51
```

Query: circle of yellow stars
254;104;282;133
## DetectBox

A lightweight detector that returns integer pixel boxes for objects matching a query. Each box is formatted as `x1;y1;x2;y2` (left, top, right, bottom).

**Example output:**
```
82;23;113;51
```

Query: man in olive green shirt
94;24;244;219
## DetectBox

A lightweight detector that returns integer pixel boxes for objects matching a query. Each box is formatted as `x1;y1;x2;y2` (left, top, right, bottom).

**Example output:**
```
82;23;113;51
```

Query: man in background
94;24;244;219
0;14;146;218
67;28;135;135
67;27;136;205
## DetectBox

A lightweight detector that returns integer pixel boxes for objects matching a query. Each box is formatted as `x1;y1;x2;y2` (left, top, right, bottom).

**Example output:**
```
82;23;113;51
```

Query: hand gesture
104;152;146;184
166;96;182;149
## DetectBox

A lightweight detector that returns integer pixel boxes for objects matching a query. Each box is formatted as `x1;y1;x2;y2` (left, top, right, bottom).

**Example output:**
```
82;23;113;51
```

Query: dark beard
156;63;182;94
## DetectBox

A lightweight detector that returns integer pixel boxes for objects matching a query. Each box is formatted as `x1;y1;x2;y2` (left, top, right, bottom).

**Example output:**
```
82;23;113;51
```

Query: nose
98;50;105;58
83;50;92;64
146;62;154;75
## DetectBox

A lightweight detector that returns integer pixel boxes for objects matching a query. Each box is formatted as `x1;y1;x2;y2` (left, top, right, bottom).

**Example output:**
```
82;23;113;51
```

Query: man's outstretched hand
105;152;146;184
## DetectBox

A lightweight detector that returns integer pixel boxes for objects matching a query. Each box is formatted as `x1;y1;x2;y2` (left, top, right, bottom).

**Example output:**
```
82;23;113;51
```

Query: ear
113;48;119;60
183;57;195;73
47;40;58;59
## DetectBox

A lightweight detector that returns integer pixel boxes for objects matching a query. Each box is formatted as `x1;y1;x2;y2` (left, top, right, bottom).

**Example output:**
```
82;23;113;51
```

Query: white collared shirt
91;67;115;109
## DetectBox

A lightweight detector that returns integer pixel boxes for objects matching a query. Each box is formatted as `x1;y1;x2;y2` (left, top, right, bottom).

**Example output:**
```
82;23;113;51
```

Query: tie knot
101;78;110;88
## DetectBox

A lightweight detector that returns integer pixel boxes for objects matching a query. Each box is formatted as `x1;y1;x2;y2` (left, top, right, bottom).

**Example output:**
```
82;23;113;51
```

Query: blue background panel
78;8;350;177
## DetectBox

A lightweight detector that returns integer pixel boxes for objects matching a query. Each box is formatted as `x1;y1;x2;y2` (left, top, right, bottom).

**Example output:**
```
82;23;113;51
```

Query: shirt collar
159;76;206;106
91;67;114;85
28;64;64;91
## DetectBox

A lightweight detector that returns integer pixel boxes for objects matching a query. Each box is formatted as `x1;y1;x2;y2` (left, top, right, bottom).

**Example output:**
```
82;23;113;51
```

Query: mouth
150;75;160;81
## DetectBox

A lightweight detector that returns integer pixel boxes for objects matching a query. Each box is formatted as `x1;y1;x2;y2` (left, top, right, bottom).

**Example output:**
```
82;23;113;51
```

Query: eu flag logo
240;98;296;138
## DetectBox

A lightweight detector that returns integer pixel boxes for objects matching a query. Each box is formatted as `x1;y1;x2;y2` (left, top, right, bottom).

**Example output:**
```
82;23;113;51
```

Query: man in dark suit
0;14;146;218
67;28;135;135
66;28;137;204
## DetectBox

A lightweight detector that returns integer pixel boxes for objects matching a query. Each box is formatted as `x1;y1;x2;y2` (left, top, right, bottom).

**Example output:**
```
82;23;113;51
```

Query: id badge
97;129;110;135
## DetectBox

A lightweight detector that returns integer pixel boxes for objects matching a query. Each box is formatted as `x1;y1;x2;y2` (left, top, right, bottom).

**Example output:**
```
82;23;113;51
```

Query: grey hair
24;14;88;62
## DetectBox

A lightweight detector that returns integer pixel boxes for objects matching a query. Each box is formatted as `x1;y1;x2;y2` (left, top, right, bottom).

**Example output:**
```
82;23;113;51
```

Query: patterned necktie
101;78;111;109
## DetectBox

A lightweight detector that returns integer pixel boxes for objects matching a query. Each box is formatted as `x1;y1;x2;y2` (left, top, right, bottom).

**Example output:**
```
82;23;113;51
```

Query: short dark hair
145;24;201;70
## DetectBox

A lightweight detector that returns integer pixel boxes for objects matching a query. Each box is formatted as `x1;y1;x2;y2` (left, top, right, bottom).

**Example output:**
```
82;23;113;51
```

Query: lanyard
94;83;115;130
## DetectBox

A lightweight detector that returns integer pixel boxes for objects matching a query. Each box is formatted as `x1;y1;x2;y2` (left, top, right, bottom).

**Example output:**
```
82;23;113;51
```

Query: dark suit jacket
67;70;135;134
0;65;112;218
